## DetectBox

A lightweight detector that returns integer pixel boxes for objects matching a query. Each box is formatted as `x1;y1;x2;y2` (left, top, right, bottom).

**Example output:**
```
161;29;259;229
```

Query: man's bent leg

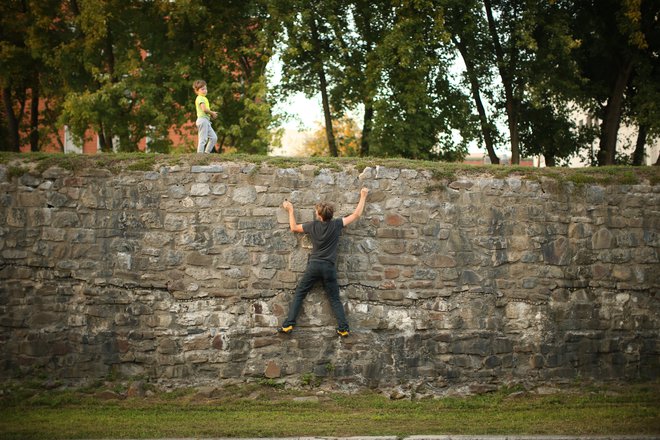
321;262;349;331
282;262;318;328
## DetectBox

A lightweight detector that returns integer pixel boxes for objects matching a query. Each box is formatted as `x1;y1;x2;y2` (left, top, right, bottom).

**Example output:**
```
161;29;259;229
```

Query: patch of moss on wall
1;152;658;186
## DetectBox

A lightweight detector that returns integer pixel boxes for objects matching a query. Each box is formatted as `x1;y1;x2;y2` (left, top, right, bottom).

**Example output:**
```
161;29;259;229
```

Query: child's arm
199;101;218;119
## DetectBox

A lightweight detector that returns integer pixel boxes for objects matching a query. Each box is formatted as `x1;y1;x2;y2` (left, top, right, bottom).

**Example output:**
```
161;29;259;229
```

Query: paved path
97;436;658;440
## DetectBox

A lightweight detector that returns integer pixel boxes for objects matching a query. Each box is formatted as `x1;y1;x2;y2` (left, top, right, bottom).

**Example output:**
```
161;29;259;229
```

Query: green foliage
272;0;476;160
126;156;156;172
2;0;658;164
0;0;69;151
258;378;285;388
569;0;660;165
565;173;599;186
518;102;589;166
32;153;88;174
0;0;274;153
300;372;321;388
6;166;28;179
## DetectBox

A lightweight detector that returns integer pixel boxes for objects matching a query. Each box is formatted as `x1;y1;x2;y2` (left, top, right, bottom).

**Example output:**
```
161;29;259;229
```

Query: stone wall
0;159;658;393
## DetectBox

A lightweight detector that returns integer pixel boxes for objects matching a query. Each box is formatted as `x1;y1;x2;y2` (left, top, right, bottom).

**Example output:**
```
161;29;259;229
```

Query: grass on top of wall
0;380;658;440
1;151;659;186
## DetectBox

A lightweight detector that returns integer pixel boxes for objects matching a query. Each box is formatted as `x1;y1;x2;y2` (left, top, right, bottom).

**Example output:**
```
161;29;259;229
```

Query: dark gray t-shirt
303;218;344;263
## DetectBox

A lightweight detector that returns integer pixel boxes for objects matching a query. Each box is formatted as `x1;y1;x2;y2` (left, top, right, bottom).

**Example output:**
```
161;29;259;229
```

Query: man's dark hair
315;202;334;221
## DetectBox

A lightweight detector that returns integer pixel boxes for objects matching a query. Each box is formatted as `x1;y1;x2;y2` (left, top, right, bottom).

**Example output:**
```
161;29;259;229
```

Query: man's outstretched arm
282;200;304;233
343;188;369;227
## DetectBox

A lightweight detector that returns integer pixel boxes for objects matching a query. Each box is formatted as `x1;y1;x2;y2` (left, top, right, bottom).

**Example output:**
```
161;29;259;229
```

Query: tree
571;0;659;166
303;116;361;156
481;0;527;164
172;0;274;154
626;1;660;165
518;100;596;166
628;60;660;165
369;0;475;160
519;0;592;166
0;0;274;154
324;0;394;157
54;0;164;151
479;0;575;165
273;0;494;161
271;0;341;156
444;0;591;166
0;0;27;152
275;0;476;160
444;0;501;164
0;1;51;151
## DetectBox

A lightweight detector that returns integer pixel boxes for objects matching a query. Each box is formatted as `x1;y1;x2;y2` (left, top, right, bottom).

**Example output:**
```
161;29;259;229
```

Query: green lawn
0;382;658;439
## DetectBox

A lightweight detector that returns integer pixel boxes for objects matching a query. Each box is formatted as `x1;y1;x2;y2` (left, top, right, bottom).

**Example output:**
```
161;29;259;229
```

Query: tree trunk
544;153;556;167
505;100;520;165
98;24;117;153
310;17;337;157
359;31;375;158
43;101;65;151
360;99;373;157
453;36;499;165
98;127;107;152
30;76;39;152
318;71;337;157
483;0;520;164
597;58;634;166
106;129;114;151
2;87;21;152
98;122;114;152
632;124;647;166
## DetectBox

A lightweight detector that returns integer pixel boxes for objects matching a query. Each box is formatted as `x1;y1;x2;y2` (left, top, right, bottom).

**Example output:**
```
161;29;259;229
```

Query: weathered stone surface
264;360;281;378
190;183;211;196
0;160;657;392
385;213;406;226
376;166;400;180
232;186;257;204
542;236;571;265
127;381;146;398
191;165;224;173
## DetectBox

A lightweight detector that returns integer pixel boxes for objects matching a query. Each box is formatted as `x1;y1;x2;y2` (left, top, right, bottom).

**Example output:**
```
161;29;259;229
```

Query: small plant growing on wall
7;166;28;179
258;378;284;389
300;372;321;388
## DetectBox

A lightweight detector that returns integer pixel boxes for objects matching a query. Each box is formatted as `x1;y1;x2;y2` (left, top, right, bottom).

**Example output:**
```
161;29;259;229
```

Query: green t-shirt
195;95;211;119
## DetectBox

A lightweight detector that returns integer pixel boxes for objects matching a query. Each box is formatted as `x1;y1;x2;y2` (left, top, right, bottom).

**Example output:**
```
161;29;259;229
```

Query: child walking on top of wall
278;188;369;337
193;79;218;153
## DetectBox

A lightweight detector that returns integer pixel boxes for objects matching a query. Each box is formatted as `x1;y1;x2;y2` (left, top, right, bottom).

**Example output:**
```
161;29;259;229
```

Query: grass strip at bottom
0;385;658;440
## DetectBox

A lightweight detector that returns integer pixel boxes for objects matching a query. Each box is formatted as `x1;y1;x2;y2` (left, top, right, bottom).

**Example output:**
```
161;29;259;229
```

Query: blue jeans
283;260;349;331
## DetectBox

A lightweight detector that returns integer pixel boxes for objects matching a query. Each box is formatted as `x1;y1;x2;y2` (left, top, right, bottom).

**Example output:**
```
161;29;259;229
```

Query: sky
266;55;324;130
277;93;325;130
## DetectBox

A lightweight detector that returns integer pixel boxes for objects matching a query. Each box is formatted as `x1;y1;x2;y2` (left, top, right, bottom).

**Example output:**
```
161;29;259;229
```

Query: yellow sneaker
336;329;350;337
278;325;293;334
